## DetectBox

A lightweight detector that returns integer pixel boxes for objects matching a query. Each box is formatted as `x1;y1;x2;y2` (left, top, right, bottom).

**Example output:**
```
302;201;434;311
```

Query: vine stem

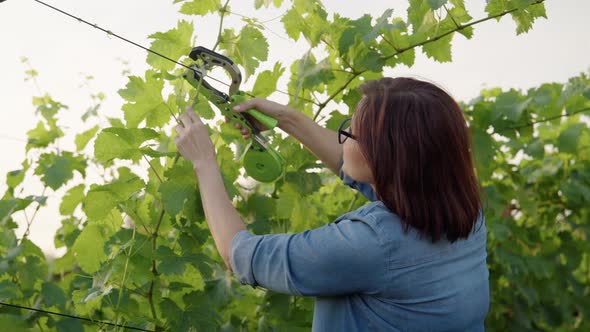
113;227;136;329
143;155;163;183
147;153;180;325
22;58;43;96
313;72;361;121
212;0;231;52
312;0;546;122
383;0;546;61
497;107;590;133
19;187;47;245
443;4;460;29
148;208;166;323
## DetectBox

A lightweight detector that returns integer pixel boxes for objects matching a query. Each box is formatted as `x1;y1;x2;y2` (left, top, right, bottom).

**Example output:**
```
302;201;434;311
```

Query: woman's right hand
226;98;294;139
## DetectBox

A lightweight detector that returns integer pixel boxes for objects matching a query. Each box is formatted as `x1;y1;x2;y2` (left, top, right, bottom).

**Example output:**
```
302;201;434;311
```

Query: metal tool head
188;46;242;97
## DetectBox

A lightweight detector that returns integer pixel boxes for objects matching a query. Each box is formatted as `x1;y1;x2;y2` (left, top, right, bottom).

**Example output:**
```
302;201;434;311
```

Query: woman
174;77;490;331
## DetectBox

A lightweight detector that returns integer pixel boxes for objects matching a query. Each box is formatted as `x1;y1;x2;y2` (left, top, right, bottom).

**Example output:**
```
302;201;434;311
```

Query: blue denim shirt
230;162;490;331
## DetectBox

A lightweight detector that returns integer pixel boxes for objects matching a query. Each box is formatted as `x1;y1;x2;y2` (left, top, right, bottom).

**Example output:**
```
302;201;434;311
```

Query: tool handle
245;109;278;130
230;92;278;131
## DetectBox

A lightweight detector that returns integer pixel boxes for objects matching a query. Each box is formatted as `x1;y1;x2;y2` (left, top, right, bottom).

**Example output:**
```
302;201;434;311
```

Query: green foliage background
1;0;589;331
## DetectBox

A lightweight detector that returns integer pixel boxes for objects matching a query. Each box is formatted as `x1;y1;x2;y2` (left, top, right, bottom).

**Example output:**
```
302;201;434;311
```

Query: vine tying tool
183;47;285;182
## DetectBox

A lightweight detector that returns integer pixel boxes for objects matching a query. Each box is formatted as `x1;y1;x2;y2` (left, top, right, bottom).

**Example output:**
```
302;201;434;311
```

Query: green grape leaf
558;123;585;154
54;217;81;249
381;18;416;67
255;0;283;8
32;94;68;124
0;315;27;331
75;125;99;151
6;168;26;190
342;89;362;113
118;72;170;128
0;280;19;300
275;183;301;219
294;52;335;90
485;0;546;35
160;295;221;331
160;159;202;219
177;0;220;16
159;179;196;217
60;184;85;215
72;224;108;273
285;171;322;195
485;0;513;16
156;246;187;275
445;0;473;38
325;110;349;131
84;176;144;220
524;156;563;183
54;319;84;332
511;2;547;35
94;127;159;162
26;121;63;151
281;7;303;41
524;138;545;159
147;20;194;71
408;0;433;33
338;14;372;55
0;196;47;222
41;282;67;308
81;104;100;122
220;26;268;80
16;240;49;292
530;83;562;120
243;194;276;220
361;9;395;44
34;152;87;191
492;90;531;122
422;33;453;63
428;0;448;10
356;50;386;72
252;62;285;98
193;94;216;120
472;129;496;178
281;0;328;47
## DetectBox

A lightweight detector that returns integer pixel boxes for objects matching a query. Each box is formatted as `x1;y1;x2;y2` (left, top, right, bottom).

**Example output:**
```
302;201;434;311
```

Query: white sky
0;0;589;255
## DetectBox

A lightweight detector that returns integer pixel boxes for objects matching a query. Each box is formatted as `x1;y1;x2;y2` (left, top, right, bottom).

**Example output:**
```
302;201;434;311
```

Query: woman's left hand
174;107;217;169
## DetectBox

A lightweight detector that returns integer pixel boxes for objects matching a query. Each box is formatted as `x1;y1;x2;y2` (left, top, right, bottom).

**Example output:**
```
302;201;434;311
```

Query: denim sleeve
338;156;378;201
230;217;386;297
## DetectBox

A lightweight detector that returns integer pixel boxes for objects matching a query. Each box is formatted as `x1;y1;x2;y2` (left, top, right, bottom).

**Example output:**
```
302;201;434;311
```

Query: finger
233;98;257;112
175;124;184;134
188;110;203;124
241;128;248;134
234;122;241;128
180;112;193;126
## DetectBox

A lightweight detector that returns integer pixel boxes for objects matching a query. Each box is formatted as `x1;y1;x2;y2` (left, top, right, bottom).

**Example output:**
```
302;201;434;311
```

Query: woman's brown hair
354;77;481;243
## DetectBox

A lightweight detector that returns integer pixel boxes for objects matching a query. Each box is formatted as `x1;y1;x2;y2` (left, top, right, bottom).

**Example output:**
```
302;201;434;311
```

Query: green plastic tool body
182;46;285;183
227;92;284;183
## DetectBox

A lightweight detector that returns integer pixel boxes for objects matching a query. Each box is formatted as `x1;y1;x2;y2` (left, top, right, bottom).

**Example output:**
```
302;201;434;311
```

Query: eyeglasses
338;118;356;144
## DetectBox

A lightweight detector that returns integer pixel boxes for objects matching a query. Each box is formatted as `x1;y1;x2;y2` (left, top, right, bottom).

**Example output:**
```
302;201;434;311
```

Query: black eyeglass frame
338;118;356;144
